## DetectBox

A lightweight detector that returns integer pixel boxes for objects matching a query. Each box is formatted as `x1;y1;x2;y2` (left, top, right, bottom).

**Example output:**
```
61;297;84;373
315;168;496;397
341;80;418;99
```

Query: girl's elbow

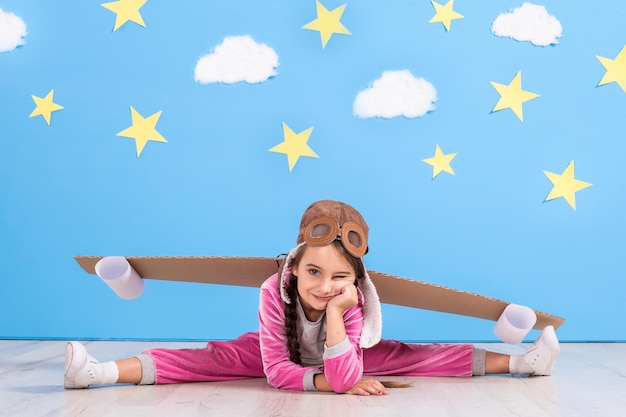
265;369;303;391
267;376;292;391
265;371;289;390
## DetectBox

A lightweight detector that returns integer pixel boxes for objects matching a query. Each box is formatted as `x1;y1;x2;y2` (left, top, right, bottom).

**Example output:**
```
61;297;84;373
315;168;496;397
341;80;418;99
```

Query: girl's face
292;244;357;322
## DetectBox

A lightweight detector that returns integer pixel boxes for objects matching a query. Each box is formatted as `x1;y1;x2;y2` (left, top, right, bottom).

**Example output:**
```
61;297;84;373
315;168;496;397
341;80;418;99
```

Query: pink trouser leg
363;340;474;377
145;331;265;384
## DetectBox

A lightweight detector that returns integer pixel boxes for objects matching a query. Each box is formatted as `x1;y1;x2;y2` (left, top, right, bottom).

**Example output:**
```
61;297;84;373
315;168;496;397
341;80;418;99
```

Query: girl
65;200;560;395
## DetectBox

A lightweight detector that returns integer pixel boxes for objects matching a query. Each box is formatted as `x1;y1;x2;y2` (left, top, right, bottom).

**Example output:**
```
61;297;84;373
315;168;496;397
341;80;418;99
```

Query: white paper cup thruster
494;303;537;344
95;256;144;300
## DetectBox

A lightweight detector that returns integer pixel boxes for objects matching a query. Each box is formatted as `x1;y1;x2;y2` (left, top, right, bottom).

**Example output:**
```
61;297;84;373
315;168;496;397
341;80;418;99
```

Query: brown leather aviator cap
296;200;369;258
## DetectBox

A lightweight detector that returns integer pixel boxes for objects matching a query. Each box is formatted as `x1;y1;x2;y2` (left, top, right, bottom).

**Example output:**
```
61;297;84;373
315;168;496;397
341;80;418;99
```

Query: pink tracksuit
145;274;475;392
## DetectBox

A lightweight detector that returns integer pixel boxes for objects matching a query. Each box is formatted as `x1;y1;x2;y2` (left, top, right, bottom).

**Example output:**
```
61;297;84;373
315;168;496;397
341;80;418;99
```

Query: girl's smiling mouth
312;294;336;301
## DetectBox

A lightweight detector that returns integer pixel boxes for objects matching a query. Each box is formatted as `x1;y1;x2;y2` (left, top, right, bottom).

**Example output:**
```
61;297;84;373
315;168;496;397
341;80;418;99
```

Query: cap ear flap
279;243;305;304
358;268;382;348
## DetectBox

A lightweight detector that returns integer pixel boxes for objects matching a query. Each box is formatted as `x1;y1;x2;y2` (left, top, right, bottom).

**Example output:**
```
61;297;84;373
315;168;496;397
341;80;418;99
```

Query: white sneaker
524;325;560;376
64;341;100;389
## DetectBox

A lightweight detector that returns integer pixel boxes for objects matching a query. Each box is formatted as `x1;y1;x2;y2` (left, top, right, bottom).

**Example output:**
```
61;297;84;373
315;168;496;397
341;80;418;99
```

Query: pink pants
145;331;474;384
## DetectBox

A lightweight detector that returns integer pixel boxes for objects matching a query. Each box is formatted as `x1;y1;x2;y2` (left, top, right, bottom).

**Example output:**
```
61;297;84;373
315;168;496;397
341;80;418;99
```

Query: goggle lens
310;223;333;240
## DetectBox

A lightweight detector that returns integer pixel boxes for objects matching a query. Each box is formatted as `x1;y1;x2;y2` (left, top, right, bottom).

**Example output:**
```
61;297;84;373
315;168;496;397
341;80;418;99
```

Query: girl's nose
319;277;333;294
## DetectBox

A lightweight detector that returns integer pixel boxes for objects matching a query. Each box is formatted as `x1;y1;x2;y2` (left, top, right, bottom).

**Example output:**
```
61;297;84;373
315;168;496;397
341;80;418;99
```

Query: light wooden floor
1;340;625;417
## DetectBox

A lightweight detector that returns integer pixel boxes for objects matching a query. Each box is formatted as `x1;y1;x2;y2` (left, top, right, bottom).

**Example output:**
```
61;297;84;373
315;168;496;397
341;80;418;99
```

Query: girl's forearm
324;308;347;347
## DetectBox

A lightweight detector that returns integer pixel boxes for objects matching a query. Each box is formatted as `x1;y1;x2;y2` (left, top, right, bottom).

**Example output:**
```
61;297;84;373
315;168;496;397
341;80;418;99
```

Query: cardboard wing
74;255;564;330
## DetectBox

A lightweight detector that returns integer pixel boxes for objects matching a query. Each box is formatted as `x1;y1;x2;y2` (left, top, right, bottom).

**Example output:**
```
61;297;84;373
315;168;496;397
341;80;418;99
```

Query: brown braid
284;275;302;365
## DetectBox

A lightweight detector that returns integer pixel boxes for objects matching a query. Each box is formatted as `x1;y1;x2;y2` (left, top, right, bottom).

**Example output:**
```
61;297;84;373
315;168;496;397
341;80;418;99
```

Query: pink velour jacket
258;273;366;392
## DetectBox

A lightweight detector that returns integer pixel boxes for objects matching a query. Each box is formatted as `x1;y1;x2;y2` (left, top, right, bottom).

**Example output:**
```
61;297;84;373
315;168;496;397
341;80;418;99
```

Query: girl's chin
303;298;329;311
309;300;328;310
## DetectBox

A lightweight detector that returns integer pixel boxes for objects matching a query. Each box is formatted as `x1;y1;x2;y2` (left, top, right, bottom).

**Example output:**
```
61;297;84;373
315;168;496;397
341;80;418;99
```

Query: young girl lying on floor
65;199;560;395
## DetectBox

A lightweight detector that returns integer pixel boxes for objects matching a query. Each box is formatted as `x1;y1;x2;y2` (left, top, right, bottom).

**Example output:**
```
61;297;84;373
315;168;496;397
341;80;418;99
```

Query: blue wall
1;0;624;342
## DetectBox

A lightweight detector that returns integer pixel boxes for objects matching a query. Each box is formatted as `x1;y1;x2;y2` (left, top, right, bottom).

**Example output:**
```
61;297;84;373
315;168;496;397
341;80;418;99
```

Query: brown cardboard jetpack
74;255;565;331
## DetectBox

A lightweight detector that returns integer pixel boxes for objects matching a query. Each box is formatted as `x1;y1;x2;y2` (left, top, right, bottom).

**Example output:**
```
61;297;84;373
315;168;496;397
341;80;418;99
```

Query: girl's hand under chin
327;283;358;313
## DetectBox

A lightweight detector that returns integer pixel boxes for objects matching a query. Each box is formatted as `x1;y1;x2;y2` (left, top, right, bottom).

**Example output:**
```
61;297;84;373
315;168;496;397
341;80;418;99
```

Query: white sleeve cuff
303;369;323;391
323;336;351;359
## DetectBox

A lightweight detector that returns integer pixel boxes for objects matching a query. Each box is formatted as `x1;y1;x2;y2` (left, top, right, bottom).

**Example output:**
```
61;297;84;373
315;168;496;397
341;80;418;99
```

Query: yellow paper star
543;161;592;210
29;90;64;125
269;123;318;172
490;71;539;121
422;145;457;178
429;0;464;32
117;106;167;157
101;0;147;31
302;0;351;49
597;45;626;93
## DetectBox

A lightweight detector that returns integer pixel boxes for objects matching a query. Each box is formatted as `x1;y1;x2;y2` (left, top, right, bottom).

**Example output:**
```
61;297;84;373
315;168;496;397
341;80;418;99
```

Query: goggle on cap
280;199;382;348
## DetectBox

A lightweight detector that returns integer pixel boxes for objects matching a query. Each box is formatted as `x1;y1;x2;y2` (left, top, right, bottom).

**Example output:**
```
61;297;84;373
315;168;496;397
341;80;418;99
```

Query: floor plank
1;340;624;417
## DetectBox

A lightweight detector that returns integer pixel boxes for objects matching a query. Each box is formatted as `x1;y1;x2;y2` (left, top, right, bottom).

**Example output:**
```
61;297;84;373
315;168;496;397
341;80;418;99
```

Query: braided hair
284;276;302;365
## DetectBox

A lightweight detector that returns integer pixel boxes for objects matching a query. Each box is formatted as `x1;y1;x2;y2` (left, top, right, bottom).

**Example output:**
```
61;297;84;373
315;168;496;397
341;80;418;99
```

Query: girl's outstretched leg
362;340;476;377
144;332;264;384
65;331;265;389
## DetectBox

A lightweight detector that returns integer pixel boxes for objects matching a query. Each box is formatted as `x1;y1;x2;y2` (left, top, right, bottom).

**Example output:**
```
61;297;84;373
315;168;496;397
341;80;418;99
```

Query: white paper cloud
194;35;279;84
0;8;27;53
353;70;437;119
491;3;562;47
